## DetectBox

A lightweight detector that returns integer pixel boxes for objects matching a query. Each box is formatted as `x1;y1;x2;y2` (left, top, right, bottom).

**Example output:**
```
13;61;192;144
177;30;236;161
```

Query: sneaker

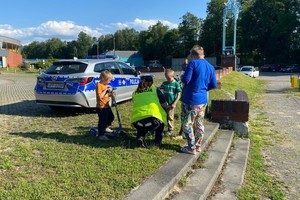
137;137;147;148
180;146;196;155
105;127;113;133
196;144;202;152
173;135;183;140
166;130;172;136
98;135;109;140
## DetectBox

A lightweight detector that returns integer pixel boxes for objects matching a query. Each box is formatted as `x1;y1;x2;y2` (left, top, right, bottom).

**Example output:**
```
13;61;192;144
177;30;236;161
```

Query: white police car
34;57;141;109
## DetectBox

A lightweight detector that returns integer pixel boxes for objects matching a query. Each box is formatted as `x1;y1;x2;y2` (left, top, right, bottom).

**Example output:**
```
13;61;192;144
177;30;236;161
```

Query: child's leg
167;107;175;132
97;108;106;136
107;107;115;126
181;103;196;149
194;104;207;148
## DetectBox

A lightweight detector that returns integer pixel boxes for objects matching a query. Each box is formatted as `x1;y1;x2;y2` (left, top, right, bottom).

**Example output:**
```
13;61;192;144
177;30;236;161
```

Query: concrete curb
213;138;250;200
173;130;234;200
123;122;220;200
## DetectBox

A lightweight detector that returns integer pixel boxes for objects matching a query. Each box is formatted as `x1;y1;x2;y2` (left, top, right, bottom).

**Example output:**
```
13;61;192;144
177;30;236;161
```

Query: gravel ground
258;72;300;200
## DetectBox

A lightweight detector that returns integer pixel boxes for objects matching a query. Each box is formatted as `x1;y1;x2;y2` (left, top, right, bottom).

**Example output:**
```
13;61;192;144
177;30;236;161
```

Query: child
160;69;182;136
96;70;115;140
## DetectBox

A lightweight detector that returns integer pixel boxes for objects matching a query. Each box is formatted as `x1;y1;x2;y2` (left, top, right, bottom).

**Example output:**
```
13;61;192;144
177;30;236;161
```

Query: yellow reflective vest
131;86;167;125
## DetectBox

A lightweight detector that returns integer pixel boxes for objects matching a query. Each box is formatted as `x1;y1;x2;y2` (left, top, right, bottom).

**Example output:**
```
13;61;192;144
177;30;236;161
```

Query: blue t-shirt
181;58;217;105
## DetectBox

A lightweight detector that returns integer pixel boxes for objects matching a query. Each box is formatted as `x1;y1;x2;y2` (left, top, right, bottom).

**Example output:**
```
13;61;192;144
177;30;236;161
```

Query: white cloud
113;18;178;31
0;21;102;44
0;18;178;44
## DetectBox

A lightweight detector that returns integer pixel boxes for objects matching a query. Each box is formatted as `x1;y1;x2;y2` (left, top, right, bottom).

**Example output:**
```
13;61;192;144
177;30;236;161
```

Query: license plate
46;82;65;89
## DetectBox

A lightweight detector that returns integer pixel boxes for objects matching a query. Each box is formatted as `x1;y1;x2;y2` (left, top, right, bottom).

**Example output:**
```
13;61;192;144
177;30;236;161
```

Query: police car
34;57;141;109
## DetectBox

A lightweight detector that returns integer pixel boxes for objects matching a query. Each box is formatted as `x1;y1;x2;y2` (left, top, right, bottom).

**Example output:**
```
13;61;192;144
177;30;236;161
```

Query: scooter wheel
89;127;98;136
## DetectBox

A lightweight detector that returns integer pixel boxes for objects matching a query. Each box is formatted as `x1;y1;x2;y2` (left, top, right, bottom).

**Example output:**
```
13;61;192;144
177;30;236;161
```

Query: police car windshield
44;62;88;74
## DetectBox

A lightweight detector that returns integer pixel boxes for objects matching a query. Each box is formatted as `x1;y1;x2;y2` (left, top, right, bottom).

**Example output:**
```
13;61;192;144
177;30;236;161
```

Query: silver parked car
34;57;140;109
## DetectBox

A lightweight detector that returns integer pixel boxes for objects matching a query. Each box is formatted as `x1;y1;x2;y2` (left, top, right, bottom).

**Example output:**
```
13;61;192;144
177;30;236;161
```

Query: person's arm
97;84;107;99
207;67;217;91
171;82;181;108
156;88;169;110
159;82;164;90
181;62;193;87
171;92;181;108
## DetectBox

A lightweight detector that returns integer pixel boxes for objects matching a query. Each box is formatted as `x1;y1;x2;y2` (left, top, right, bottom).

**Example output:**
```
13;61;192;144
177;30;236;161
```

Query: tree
75;31;93;58
45;38;66;59
114;28;139;50
139;22;169;62
163;29;181;59
178;12;203;57
200;0;225;58
238;0;300;65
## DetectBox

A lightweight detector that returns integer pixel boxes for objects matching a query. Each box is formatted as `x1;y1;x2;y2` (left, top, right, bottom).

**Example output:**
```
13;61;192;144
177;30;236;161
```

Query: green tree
163;29;181;60
75;31;93;58
200;0;224;58
114;28;139;50
45;38;66;59
178;12;203;57
239;0;300;65
139;22;169;63
22;41;47;59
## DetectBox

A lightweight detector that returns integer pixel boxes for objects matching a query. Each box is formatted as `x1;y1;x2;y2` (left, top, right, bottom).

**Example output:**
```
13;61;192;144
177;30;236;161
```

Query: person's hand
171;104;175;109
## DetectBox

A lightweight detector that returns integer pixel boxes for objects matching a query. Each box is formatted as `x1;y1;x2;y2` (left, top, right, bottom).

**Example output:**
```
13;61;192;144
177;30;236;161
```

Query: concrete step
211;138;250;200
123;122;220;200
173;130;234;200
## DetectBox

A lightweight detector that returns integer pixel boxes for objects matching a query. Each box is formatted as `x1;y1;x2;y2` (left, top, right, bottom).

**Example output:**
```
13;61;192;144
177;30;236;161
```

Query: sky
0;0;210;45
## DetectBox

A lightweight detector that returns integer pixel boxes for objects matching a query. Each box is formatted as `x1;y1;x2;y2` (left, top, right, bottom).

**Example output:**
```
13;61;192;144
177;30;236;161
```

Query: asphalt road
258;72;300;200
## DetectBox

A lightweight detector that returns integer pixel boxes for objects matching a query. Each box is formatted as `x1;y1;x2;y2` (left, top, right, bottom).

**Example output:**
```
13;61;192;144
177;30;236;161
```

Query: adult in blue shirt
180;45;217;154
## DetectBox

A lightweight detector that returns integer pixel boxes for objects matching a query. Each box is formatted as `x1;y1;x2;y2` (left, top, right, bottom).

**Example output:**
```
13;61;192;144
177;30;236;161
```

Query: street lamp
93;41;99;56
113;37;116;56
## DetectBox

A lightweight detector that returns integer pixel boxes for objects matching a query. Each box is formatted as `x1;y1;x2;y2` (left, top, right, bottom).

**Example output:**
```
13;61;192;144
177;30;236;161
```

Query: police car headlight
37;77;45;85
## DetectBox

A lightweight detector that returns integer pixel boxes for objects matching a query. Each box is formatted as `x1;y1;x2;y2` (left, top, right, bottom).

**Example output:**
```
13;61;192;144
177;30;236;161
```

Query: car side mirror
134;70;141;77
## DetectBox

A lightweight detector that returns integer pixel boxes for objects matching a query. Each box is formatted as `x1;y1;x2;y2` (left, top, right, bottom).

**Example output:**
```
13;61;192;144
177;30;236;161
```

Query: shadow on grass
10;128;181;151
0;100;96;117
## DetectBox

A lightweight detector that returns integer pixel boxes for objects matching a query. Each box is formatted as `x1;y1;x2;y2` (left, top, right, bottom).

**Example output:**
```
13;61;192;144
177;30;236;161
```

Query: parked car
279;64;300;73
260;64;272;72
148;60;162;68
239;66;259;78
34;58;141;109
260;64;284;72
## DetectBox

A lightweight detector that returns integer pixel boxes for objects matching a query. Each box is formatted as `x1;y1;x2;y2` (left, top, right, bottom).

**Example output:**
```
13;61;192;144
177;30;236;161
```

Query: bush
19;63;31;71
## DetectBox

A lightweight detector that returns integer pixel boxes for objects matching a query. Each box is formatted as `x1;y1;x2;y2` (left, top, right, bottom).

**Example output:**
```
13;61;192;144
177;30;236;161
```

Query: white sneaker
166;131;172;136
105;127;113;133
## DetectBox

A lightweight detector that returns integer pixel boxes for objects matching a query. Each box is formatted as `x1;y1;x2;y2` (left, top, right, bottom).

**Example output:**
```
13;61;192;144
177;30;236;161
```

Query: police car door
116;62;140;102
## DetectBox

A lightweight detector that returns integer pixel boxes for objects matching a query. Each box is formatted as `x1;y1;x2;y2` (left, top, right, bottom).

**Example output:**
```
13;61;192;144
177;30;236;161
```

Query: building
105;51;143;67
0;35;23;68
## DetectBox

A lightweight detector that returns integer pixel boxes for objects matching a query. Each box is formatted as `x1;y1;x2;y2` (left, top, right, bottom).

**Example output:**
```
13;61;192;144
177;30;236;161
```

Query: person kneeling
131;75;169;147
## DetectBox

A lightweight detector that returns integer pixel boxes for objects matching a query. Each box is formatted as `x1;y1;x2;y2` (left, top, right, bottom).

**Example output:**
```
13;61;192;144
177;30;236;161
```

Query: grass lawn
0;71;287;199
